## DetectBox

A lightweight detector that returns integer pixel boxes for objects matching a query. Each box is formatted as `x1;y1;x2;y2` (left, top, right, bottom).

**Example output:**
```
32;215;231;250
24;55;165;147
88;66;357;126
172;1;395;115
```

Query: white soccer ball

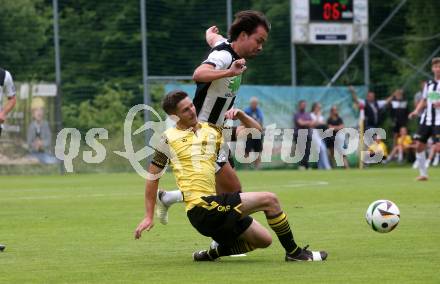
365;200;400;233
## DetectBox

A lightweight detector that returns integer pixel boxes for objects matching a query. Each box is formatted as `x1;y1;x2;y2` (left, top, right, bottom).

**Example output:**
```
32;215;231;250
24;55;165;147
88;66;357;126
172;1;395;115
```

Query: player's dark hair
432;57;440;65
162;90;188;115
229;10;270;41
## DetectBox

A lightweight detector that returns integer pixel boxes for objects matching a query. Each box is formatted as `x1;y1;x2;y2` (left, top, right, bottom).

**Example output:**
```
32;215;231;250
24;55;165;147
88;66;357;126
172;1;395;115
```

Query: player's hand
206;26;219;36
225;108;243;120
134;217;154;239
433;101;440;108
348;85;356;93
408;111;418;119
229;59;247;76
0;111;5;123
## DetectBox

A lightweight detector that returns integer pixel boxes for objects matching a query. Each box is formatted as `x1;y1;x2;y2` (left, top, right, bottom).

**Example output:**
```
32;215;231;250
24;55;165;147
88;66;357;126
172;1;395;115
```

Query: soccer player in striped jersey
156;11;270;225
409;57;440;181
0;67;17;137
134;90;327;262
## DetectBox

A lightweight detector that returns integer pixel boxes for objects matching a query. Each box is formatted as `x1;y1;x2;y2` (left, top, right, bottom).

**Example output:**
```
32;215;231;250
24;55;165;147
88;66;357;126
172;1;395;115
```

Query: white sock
416;151;428;177
161;190;183;206
397;150;403;162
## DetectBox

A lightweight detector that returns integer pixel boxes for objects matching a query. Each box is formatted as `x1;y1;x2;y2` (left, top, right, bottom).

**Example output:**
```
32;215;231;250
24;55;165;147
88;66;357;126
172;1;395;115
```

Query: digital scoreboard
291;0;368;44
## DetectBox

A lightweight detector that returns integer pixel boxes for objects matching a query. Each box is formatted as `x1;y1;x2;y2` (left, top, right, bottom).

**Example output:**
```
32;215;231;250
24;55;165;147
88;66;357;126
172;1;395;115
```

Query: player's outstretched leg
240;192;328;261
156;189;183;224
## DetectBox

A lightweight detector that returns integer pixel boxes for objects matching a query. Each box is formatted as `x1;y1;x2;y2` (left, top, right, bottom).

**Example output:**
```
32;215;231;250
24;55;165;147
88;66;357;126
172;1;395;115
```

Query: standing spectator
0;67;17;137
244;97;263;169
27;98;57;164
389;89;409;147
293;100;313;169
310;102;331;170
349;86;393;129
408;57;440;181
326;106;349;168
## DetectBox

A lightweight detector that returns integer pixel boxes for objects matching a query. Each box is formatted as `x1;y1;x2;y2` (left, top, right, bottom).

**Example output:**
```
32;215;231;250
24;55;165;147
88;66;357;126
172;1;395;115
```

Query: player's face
175;97;197;128
367;92;375;102
241;26;268;58
432;63;440;79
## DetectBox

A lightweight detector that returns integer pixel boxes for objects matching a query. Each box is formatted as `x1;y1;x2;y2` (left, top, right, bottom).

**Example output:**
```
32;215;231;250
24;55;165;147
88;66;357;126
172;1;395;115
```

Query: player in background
0;67;17;137
156;10;270;225
0;67;16;252
134;90;327;262
409;57;440;181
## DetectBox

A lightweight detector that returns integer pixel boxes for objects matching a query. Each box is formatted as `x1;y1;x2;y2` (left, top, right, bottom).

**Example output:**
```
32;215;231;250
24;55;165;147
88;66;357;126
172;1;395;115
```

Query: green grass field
1;168;439;283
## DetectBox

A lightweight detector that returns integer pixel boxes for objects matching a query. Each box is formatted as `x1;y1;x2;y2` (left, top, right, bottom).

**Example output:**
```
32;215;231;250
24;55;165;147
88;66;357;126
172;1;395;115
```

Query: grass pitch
1;168;439;283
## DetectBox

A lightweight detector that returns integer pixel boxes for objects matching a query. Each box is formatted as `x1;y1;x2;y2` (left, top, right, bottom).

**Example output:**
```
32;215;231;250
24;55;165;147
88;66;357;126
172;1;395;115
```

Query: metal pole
291;44;297;86
402;45;440;89
52;0;64;174
290;0;296;86
140;0;150;124
227;0;232;33
363;44;370;88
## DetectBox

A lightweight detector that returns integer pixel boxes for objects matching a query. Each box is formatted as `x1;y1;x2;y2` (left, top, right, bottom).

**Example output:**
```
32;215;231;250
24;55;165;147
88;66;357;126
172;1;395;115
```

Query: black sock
207;240;255;259
267;212;300;256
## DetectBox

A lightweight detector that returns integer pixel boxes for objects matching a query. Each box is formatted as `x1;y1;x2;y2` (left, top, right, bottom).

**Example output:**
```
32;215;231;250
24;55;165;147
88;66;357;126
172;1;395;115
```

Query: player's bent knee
262;192;280;208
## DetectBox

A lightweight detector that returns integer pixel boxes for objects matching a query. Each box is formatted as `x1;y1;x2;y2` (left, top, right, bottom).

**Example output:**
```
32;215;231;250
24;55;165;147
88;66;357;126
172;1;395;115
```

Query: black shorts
245;136;263;153
414;124;440;143
187;192;253;247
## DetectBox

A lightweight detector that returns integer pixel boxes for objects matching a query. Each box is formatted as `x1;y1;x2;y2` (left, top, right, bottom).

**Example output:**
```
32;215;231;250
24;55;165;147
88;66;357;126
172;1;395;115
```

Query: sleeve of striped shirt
422;82;429;99
203;50;232;70
4;71;16;97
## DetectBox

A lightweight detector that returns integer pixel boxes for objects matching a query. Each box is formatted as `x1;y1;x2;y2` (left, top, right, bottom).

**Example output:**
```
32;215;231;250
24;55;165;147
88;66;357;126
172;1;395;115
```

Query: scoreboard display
291;0;368;44
309;0;354;22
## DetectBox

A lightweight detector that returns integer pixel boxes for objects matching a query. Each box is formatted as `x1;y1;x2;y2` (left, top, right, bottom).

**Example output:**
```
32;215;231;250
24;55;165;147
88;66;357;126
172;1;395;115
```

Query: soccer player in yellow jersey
134;90;327;262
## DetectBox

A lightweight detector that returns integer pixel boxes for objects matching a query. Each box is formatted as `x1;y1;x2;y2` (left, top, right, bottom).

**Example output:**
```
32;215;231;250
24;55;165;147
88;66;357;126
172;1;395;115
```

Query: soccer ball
365;200;400;233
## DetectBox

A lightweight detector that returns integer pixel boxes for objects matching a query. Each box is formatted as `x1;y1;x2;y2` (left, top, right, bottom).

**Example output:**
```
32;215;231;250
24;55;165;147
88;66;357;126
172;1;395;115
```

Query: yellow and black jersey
151;122;224;211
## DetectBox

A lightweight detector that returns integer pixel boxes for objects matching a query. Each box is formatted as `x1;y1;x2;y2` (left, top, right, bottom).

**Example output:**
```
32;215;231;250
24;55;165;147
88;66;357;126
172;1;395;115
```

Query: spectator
27;99;57;164
0;67;17;137
244;97;264;169
368;134;388;162
326;106;349;168
349;86;393;129
310;102;331;170
389;89;409;148
385;127;415;164
293;100;313;169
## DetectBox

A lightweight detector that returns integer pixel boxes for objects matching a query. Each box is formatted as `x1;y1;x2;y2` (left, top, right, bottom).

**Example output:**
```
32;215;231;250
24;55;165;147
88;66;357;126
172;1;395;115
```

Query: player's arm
134;163;163;239
409;98;426;119
225;108;263;134
348;85;360;107
206;26;227;48
134;146;169;239
193;59;246;82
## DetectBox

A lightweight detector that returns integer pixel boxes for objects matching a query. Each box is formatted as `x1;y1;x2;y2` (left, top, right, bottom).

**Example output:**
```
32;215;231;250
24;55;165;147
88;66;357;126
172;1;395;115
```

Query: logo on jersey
228;74;242;93
427;91;440;101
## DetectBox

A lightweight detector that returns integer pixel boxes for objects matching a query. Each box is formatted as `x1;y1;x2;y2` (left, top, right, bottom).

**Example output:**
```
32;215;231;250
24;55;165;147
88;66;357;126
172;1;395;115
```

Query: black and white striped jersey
0;68;16;102
193;40;242;126
420;80;440;126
